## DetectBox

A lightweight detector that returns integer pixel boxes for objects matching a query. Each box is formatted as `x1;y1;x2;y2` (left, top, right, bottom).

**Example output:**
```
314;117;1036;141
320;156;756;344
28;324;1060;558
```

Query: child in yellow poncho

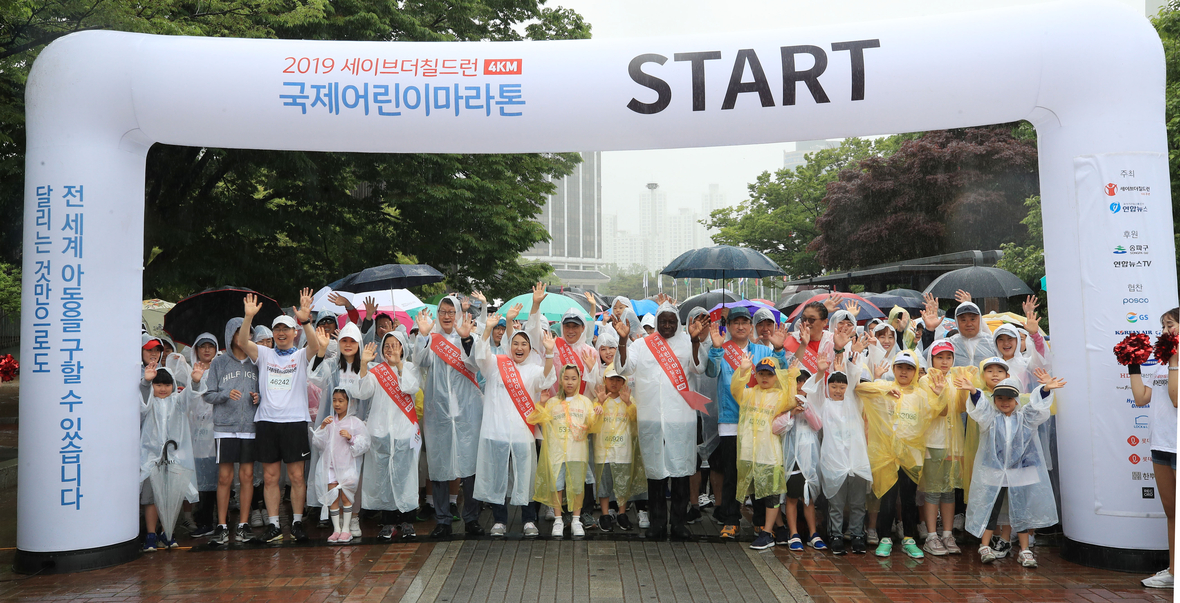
917;339;976;556
533;364;602;539
592;365;646;532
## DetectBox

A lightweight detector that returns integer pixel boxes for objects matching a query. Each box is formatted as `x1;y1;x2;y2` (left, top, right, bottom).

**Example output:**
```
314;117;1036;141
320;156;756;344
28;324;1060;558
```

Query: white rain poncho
523;307;601;394
252;325;273;344
804;363;872;497
947;324;997;368
610;296;644;342
776;366;821;505
472;333;555;506
617;302;708;480
308;322;368;502
867;323;902;381
687;307;720;461
140;367;201;508
310;387;371;519
348;332;423;513
186;332;217;491
965;378;1058;536
989;323;1057;470
416;295;484;481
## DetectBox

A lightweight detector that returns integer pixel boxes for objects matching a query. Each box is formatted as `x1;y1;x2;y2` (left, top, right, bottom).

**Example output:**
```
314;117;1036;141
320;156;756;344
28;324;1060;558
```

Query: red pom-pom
0;354;17;383
1157;333;1178;364
1114;333;1153;366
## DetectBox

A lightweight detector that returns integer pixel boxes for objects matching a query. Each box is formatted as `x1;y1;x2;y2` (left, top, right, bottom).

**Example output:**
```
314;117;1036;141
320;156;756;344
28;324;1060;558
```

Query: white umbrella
312;286;423;313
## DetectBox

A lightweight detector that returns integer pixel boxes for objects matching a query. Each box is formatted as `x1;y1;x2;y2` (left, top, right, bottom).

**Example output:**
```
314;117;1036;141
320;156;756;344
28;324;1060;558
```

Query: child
856;350;947;559
593;367;645;532
732;354;798;550
533;364;602;539
807;352;872;555
312;386;371;544
958;371;1065;567
917;340;975;556
140;362;206;551
776;361;825;552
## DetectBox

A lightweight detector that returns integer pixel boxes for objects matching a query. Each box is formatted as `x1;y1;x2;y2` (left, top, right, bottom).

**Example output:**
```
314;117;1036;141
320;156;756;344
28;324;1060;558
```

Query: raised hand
191;361;209;383
864;327;879;348
542;330;556;354
243;293;262;318
415;308;434;334
619;385;632;404
327;292;353;309
505;303;523;322
873;361;889;380
739;351;754;371
614;315;632;342
851;332;869;355
929;370;947;395
709;320;724;348
769;322;790;350
583;291;598;312
470;290;487;303
921;293;941;331
538;389;552;404
816;354;831;374
1034;368;1067;390
954;289;973;304
798;320;812;345
361;342;377;364
294;287;315;324
833;321;853;350
363;296;378;319
843;300;861;318
314;326;331;350
823;292;842;314
688;315;707;341
456;314;476;338
1022;295;1040;336
954;376;977;395
531;282;547;308
144;361;158;382
595;383;607;402
580;348;597;368
834;352;846;374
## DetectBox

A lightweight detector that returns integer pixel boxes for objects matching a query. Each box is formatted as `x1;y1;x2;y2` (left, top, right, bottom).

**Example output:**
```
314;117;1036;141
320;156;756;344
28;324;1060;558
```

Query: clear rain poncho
308;322;368;503
803;363;872;498
610;296;644;342
140;368;201;523
616;302;708;480
964;378;1058;536
310;387;371;520
917;360;975;494
731;361;799;502
348;331;424;513
415;295;484;481
186;332;217;491
472;333;555;507
686;306;720;462
993;324;1056;471
532;389;599;509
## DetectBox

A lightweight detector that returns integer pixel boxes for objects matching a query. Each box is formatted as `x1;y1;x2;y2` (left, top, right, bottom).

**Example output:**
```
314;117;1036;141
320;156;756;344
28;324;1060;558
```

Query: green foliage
599;265;658;300
1;0;590;307
1152;6;1180;265
995;196;1044;285
0;262;19;316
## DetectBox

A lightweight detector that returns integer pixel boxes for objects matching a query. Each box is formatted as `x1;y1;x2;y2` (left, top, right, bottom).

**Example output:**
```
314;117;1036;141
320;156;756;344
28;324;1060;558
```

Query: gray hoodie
202;317;260;435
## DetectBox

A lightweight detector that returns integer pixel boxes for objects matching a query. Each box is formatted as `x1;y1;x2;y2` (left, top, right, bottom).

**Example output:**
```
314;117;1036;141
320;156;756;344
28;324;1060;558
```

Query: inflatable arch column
19;0;1177;572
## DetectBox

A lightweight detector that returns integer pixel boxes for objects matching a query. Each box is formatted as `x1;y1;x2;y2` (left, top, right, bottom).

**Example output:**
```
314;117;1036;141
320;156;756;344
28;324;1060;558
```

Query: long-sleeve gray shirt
202;352;260;436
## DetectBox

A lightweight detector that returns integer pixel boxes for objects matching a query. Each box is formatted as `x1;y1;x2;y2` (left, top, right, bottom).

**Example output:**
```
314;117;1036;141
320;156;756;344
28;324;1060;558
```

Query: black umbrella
164;287;283;347
862;293;924;312
884;288;925;299
561;291;595;315
328;263;444;292
776;288;828;313
662;245;786;315
923;267;1033;299
678;289;739;323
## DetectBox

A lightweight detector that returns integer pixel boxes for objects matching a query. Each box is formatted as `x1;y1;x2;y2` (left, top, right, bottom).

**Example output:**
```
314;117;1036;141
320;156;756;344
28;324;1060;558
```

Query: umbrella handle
162;439;178;463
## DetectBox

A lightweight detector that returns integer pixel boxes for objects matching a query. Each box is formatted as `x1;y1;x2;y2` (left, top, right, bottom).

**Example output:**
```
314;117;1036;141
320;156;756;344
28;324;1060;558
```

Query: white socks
942;531;952;539
330;509;342;533
342;510;352;533
449;494;458;504
269;516;280;527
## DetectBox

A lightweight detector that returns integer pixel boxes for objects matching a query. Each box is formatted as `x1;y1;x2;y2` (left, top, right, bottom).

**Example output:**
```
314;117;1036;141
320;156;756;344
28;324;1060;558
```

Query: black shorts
215;437;255;464
786;471;806;500
255;421;310;464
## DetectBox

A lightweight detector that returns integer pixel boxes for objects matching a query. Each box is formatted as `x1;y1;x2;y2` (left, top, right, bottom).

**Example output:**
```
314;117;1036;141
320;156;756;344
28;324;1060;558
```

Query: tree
994;195;1044;286
812;124;1039;270
0;262;19;316
1;0;590;305
1152;5;1180;264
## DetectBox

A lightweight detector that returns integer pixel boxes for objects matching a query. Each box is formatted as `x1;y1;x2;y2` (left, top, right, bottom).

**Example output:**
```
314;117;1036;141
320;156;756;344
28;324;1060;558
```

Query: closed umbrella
776;288;828;313
786;292;884;323
678;289;739;323
923;266;1033;299
150;440;193;542
328;263;444;292
164;287;283;347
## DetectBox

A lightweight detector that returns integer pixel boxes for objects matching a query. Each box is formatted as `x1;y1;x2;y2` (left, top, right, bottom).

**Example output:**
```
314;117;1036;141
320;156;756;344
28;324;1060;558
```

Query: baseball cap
272;315;298;329
992;378;1022;399
562;309;586;326
604;366;624;380
141;334;163;350
981;356;1009;371
727;306;752;321
930;340;955;357
892;350;918;368
753;307;776;324
755;357;778;373
955;302;981;317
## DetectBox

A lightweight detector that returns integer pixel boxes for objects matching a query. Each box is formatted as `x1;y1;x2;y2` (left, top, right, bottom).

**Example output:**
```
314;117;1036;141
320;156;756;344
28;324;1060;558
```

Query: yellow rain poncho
533;393;601;509
917;365;976;493
732;361;799;501
592;394;647;503
855;353;946;499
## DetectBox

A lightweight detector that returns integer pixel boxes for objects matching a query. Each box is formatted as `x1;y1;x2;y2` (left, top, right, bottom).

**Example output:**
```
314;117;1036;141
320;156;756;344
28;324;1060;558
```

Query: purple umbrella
708;300;781;323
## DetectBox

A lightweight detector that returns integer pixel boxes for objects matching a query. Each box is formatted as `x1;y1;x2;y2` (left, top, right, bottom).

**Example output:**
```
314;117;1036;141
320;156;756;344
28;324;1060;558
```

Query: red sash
496;355;537;427
721;341;745;370
554;337;588;394
644;333;710;414
783;335;821;374
430;333;479;387
370;363;418;427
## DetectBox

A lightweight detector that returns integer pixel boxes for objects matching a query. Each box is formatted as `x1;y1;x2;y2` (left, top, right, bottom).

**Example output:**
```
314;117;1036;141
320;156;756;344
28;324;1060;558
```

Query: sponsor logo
1132;470;1157;481
1113;260;1152;269
1123;297;1149;305
1114;245;1127;255
1110;201;1121;213
1135;414;1150;427
1128;435;1140;446
1144;487;1156;499
1127;313;1149;324
1128;283;1144;293
1105;183;1118;196
1130;453;1141;464
483;60;522;75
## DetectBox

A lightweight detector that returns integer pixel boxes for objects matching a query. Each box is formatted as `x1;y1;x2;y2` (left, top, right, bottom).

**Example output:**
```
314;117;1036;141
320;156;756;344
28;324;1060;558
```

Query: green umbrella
405;304;438;322
499;292;590;324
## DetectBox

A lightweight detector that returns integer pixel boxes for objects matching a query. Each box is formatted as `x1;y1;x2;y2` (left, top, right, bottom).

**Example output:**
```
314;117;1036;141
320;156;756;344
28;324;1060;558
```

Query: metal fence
0;309;17;350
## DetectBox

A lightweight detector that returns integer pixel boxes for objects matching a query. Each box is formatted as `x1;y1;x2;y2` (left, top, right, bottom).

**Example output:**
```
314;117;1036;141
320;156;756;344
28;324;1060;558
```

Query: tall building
782;139;841;171
700;183;726;240
523;151;610;289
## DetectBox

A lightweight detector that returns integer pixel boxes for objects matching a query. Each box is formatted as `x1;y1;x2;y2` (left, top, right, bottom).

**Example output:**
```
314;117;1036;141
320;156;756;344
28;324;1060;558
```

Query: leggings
875;469;919;539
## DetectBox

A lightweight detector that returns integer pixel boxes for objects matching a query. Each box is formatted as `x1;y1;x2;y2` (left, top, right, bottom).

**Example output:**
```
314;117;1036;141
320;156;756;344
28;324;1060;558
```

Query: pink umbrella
337;306;411;331
786;292;884;323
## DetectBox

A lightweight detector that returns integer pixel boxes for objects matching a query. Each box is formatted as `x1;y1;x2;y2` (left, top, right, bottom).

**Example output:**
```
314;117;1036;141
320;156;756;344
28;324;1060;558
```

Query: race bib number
267;372;293;391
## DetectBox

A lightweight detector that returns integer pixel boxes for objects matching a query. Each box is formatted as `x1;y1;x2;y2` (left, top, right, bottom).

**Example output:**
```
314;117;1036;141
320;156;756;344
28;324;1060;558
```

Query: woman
1135;307;1179;589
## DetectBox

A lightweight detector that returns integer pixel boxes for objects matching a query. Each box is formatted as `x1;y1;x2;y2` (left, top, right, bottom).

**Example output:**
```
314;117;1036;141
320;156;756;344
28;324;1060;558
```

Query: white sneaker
523;522;540;538
350;515;362;538
698;494;710;507
916;522;928;540
571;518;585;538
637;511;650;529
551;517;565;538
1142;569;1174;589
866;529;879;545
490;523;507;537
1018;549;1037;568
545;506;556;521
249;509;265;528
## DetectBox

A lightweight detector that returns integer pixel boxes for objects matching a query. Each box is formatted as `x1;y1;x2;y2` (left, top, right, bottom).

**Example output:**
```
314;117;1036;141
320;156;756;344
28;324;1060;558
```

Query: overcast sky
553;0;1158;218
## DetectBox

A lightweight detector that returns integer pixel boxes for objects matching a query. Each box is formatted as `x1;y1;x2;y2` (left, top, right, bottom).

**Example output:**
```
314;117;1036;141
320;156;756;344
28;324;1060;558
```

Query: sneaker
709;494;716;506
551;517;565;538
917;522;928;540
637;511;650;529
698;494;711;508
523;522;540;538
1142;569;1174;589
250;509;265;528
209;525;229;545
829;537;847;555
616;513;633;531
979;545;998;564
671;525;693;540
190;524;215;538
378;524;396;541
236;524;253;543
544;506;555;521
177;516;198;534
923;534;947;556
599;514;614;532
327;531;342;544
787;534;804;552
773;526;791;545
901;537;924;559
400;523;416;539
450;503;461;521
262;523;283;543
290;520;309;542
430;523;452;539
580;511;595;527
164;534;180;549
571;518;585;539
750;532;776;550
942;534;961;554
991;537;1011;559
952;513;965;531
866;529;879;545
142;533;157;552
719;525;739;540
1018;549;1037;568
850;535;867;554
336;531;352;544
685;506;702;524
350;515;362;538
808;533;827;550
875;537;893;557
490;523;507;537
464;521;485;536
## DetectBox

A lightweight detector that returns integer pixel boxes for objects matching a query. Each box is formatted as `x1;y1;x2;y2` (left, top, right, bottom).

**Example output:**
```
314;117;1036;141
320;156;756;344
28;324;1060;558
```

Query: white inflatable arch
18;0;1178;572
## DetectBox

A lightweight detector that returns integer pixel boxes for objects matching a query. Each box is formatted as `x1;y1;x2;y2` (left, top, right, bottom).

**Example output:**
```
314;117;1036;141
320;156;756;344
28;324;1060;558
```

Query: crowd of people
135;283;1179;585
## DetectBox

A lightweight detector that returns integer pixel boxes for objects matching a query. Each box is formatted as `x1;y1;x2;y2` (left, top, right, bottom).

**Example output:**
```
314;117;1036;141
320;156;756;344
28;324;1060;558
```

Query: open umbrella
499;292;590;323
786;292;884;323
749;298;777;307
662;245;786;318
404;304;438;325
312;287;423;313
164;287;283;347
884;288;925;299
338;306;412;331
862;293;924;312
708;300;781;323
776;288;828;313
150;440;193;541
678;289;740;323
328;263;444;292
923;266;1033;299
630;299;658;317
142;299;175;338
561;291;595;316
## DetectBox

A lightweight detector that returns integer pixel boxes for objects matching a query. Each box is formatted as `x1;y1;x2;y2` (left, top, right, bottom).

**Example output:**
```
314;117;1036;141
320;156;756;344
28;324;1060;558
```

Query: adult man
204;317;260;544
705;306;792;539
753;308;777;347
415;296;484;538
919;291;996;368
237;289;320;543
616;302;710;539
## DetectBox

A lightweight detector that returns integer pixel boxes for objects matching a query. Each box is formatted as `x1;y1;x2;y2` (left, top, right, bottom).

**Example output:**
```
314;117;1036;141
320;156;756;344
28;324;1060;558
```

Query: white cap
272;315;298;329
